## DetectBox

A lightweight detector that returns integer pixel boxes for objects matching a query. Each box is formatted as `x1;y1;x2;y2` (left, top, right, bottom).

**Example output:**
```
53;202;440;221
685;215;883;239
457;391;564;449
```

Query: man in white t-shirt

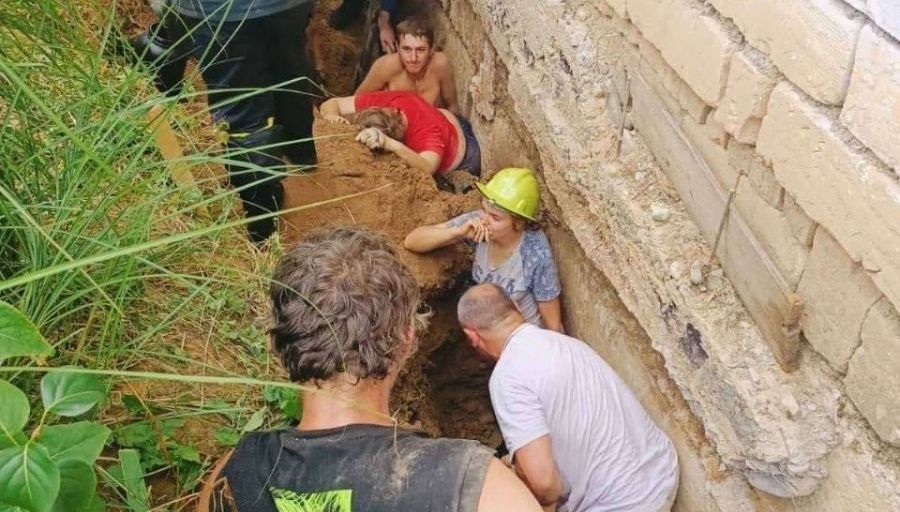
458;283;679;511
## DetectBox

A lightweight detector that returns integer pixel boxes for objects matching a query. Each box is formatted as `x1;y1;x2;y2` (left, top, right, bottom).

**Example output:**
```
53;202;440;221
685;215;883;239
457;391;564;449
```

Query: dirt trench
274;0;502;445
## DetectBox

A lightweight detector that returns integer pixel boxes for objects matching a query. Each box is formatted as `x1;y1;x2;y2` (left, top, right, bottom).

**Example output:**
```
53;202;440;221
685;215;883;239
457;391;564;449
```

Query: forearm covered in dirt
404;224;463;253
384;138;440;175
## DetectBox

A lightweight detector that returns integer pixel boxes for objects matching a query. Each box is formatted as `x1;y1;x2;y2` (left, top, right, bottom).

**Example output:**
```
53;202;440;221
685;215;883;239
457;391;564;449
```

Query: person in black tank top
198;227;541;512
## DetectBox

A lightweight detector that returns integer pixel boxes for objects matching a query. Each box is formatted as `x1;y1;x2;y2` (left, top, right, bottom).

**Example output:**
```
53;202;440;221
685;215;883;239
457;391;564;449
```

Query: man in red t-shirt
320;91;481;181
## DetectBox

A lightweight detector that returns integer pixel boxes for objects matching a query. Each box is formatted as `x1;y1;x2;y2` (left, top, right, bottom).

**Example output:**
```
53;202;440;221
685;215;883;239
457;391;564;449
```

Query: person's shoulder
431;52;453;71
373;53;404;73
399;435;493;469
521;229;554;258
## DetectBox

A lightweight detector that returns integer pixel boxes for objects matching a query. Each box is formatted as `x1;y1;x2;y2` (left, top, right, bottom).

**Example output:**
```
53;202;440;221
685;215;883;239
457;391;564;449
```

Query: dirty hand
324;114;349;125
356;127;385;150
458;218;490;244
379;25;397;53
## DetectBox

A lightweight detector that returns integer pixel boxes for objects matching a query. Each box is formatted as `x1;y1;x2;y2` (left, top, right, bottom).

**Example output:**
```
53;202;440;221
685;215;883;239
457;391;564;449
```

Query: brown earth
110;1;502;506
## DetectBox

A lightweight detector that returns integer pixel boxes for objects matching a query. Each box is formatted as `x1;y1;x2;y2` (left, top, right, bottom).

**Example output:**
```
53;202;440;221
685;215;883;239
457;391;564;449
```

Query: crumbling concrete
434;0;900;509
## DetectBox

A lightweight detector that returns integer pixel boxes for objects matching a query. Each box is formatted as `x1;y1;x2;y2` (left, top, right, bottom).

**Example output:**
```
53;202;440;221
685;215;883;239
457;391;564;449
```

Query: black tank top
220;424;494;512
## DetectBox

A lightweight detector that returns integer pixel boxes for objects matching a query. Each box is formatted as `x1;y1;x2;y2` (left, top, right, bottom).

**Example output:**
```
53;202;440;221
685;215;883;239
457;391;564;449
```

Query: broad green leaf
51;459;95;512
120;395;144;416
0;443;61;512
40;369;104;417
241;407;266;433
174;444;200;464
214;427;241;447
0;432;26;451
0;380;29;446
40;422;110;464
85;494;105;512
118;449;150;512
0;301;53;360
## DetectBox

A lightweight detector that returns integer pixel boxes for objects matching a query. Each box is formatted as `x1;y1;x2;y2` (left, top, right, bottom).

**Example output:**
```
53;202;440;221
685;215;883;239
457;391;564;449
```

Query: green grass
0;0;339;507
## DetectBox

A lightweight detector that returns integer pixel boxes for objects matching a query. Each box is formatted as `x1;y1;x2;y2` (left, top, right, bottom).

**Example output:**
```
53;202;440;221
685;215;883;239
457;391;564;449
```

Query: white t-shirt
489;324;679;512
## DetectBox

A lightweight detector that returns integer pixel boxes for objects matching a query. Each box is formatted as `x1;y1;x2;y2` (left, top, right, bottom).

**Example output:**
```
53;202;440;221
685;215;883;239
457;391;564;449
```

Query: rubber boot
226;127;286;244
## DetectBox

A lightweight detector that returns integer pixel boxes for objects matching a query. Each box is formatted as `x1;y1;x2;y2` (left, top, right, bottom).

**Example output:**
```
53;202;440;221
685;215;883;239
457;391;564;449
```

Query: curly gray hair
269;227;421;383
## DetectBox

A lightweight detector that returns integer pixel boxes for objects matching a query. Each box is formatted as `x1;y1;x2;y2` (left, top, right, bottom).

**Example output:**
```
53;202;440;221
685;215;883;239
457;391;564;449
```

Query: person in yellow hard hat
404;168;563;332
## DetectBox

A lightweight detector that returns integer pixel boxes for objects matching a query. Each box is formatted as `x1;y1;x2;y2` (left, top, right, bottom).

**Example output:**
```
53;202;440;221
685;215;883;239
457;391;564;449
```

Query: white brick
629;0;739;105
746;154;784;209
868;0;900;40
708;0;864;105
714;47;777;144
632;73;801;369
734;180;807;287
758;82;900;313
840;25;900;174
637;39;711;124
798;229;881;372
783;194;816;247
681;113;737;190
846;298;900;446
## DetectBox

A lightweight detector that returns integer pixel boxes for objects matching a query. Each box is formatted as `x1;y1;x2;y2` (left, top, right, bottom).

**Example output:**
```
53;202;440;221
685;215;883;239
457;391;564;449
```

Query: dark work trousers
172;4;317;243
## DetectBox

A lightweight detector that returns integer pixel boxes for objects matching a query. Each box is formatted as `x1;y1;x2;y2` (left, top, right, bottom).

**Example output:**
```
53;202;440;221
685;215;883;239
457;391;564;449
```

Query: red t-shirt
354;91;459;174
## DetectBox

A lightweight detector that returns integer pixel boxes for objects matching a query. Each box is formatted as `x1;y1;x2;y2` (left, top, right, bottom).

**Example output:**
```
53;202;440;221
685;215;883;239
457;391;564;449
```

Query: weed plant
0;0;333;508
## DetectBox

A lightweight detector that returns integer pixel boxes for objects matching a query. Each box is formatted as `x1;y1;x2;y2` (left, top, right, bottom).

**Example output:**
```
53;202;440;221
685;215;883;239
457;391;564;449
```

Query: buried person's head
354;107;407;141
269;227;422;386
395;17;435;74
457;283;525;359
476;167;542;238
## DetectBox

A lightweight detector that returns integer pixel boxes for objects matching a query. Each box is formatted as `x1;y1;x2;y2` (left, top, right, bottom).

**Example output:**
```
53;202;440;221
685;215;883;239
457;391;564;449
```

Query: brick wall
437;0;900;508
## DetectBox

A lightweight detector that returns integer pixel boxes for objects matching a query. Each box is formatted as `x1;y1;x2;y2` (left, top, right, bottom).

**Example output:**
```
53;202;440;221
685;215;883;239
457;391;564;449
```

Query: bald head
457;283;520;331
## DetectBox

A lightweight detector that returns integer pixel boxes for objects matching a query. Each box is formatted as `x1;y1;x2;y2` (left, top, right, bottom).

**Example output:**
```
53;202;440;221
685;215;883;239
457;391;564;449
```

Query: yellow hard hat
475;167;541;221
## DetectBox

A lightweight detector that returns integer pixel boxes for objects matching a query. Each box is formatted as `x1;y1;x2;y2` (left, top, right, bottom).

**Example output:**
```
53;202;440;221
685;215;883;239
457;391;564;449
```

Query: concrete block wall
435;0;900;508
625;0;900;452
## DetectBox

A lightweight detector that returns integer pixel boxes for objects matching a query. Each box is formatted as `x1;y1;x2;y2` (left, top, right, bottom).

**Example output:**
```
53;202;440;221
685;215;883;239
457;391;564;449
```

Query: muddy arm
320;96;357;122
383;138;441;175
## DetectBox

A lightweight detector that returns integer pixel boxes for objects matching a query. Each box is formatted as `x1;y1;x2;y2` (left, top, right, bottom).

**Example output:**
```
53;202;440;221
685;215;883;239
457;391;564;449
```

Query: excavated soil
281;118;500;445
112;2;504;505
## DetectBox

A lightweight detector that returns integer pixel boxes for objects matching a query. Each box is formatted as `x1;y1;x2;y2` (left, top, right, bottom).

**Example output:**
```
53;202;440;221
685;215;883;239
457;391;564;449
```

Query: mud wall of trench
431;0;900;509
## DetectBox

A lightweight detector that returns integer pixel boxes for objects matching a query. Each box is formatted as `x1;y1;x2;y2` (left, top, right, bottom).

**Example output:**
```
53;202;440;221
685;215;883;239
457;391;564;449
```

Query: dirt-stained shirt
209;425;494;512
448;212;561;326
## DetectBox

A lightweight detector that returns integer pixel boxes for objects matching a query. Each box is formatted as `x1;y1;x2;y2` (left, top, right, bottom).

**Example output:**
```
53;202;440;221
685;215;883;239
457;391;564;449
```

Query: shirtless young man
356;17;459;113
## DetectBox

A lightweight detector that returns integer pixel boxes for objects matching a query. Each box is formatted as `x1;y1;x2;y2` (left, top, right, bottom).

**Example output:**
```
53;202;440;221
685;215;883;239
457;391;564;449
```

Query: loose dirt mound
281;118;478;296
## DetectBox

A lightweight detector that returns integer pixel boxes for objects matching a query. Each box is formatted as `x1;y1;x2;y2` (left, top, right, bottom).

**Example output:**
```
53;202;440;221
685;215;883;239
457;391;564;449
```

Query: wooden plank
630;72;801;371
146;104;209;217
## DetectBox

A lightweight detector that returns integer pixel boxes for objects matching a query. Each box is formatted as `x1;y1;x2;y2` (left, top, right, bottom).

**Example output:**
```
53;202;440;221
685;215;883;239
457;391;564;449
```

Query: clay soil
281;118;501;445
110;1;503;505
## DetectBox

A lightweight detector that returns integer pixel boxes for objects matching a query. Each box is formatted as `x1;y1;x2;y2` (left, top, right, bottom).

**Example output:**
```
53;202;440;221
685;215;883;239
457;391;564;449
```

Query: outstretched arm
320;96;357;123
404;216;488;253
383;137;441;175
